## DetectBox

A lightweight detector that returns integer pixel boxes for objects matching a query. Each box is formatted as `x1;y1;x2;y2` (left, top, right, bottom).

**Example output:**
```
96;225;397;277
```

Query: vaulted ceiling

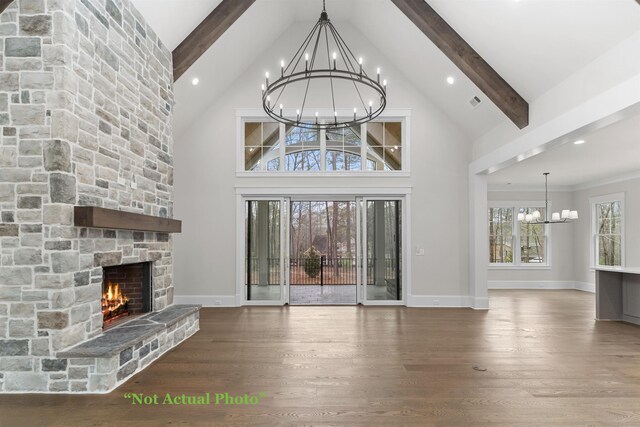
131;0;640;141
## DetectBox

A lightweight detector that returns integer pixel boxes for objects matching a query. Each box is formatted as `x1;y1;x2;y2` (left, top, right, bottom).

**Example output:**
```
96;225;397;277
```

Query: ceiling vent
469;96;482;109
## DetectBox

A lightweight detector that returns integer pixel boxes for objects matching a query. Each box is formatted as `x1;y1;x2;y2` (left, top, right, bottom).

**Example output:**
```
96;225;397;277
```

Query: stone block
52;10;77;46
74;283;100;304
0;22;16;36
88;373;115;392
96;356;119;374
4;372;47;391
20;0;45;14
0;168;31;182
20;71;54;89
9;303;35;318
138;343;150;359
49;381;69;392
94;252;122;267
43;204;74;225
0;286;21;301
5;58;42;71
68;366;88;380
119;347;132;366
37;311;69;329
70;381;88;392
45;240;72;250
17;196;41;209
31;338;50;356
49;173;76;204
34;274;72;289
51;288;75;309
70;304;91;323
0;267;32;286
0;184;15;203
0;339;29;356
14;248;42;265
51;110;79;143
9;319;35;337
0;147;17;167
19;15;52;36
0;357;33;371
51;323;86;351
5;37;41;57
0;72;19;91
73;270;90;287
10;104;45;125
0;224;19;236
44;140;71;172
42;358;67;371
116;359;138;381
51;251;79;273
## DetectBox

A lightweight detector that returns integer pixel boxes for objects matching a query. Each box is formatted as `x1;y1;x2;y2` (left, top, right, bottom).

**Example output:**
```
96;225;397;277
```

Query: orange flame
102;282;129;316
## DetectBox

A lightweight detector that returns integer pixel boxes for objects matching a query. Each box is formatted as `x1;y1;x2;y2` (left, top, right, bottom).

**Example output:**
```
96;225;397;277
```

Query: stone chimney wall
0;0;175;392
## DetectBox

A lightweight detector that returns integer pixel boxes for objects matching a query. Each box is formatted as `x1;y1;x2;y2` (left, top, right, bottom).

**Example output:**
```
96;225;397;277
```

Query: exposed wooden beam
172;0;256;81
0;0;14;15
391;0;529;129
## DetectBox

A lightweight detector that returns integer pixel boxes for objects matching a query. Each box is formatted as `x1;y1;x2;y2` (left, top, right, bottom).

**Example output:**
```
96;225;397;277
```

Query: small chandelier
518;172;578;224
261;0;387;129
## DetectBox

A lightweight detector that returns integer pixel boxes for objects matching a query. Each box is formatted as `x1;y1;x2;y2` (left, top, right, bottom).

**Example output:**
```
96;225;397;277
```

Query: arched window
242;118;404;172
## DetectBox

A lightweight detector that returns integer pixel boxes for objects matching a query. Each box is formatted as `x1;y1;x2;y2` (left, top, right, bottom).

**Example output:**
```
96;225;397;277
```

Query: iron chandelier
261;0;387;130
518;173;578;224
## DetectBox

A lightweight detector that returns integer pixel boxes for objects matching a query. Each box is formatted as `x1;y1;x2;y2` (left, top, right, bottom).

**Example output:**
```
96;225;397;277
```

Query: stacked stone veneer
0;0;183;392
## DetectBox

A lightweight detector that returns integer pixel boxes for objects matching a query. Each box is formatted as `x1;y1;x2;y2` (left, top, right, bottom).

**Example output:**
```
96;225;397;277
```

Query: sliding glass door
245;199;287;303
360;198;403;303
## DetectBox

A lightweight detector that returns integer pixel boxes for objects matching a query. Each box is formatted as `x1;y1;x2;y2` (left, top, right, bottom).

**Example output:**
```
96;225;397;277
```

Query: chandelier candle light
261;0;387;129
518;172;578;224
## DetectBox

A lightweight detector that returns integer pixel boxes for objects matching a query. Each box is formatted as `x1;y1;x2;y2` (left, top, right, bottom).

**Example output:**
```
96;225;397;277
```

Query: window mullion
360;123;367;171
514;207;520;266
279;123;285;171
320;128;326;171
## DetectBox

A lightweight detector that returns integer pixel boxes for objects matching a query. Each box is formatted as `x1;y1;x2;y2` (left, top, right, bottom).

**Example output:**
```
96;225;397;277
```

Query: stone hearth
0;0;197;393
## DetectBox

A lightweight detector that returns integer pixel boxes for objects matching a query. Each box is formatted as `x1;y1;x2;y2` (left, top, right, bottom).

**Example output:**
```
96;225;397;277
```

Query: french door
357;197;404;304
244;198;288;304
241;195;405;305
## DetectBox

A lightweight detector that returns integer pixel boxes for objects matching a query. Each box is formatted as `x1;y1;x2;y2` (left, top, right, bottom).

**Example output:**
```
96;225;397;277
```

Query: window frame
236;108;411;177
488;201;552;270
590;193;625;270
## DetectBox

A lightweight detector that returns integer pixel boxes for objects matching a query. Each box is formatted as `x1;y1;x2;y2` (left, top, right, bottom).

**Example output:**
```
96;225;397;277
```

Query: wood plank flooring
2;290;640;426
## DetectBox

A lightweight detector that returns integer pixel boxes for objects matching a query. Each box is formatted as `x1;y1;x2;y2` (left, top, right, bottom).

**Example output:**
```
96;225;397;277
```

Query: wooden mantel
74;206;182;233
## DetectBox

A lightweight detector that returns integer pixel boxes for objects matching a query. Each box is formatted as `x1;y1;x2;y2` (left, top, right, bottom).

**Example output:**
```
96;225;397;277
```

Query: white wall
572;177;640;286
172;23;472;305
487;191;575;286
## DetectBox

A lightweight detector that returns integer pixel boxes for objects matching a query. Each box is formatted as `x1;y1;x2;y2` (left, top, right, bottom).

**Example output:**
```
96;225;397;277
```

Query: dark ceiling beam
172;0;256;81
391;0;529;129
0;0;14;15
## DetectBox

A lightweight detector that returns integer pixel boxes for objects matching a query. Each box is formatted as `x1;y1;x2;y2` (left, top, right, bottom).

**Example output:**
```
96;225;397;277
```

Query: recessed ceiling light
573;140;585;145
192;77;200;86
446;76;455;85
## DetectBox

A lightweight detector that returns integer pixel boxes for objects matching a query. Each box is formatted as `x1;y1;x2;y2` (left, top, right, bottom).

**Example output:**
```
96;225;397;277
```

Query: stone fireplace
0;0;199;393
102;261;152;328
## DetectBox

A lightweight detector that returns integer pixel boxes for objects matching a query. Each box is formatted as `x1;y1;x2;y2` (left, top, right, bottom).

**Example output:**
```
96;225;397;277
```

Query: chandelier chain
261;1;387;129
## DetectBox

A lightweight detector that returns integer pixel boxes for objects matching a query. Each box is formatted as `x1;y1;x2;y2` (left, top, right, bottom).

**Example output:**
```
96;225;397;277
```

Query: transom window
591;194;624;268
242;119;404;172
488;204;549;267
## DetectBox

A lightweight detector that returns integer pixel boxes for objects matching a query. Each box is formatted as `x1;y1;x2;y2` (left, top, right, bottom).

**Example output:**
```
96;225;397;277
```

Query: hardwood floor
2;290;640;426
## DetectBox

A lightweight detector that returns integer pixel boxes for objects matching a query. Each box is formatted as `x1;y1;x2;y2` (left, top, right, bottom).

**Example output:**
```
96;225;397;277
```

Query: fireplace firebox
102;262;152;329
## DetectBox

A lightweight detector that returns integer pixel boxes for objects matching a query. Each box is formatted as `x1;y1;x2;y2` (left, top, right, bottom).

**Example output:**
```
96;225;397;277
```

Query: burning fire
102;282;129;316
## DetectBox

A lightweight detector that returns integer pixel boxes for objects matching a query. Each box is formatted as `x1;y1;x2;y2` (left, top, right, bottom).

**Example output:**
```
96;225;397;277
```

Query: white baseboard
407;295;473;308
489;280;595;293
574;281;595;293
174;295;238;307
471;296;489;310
